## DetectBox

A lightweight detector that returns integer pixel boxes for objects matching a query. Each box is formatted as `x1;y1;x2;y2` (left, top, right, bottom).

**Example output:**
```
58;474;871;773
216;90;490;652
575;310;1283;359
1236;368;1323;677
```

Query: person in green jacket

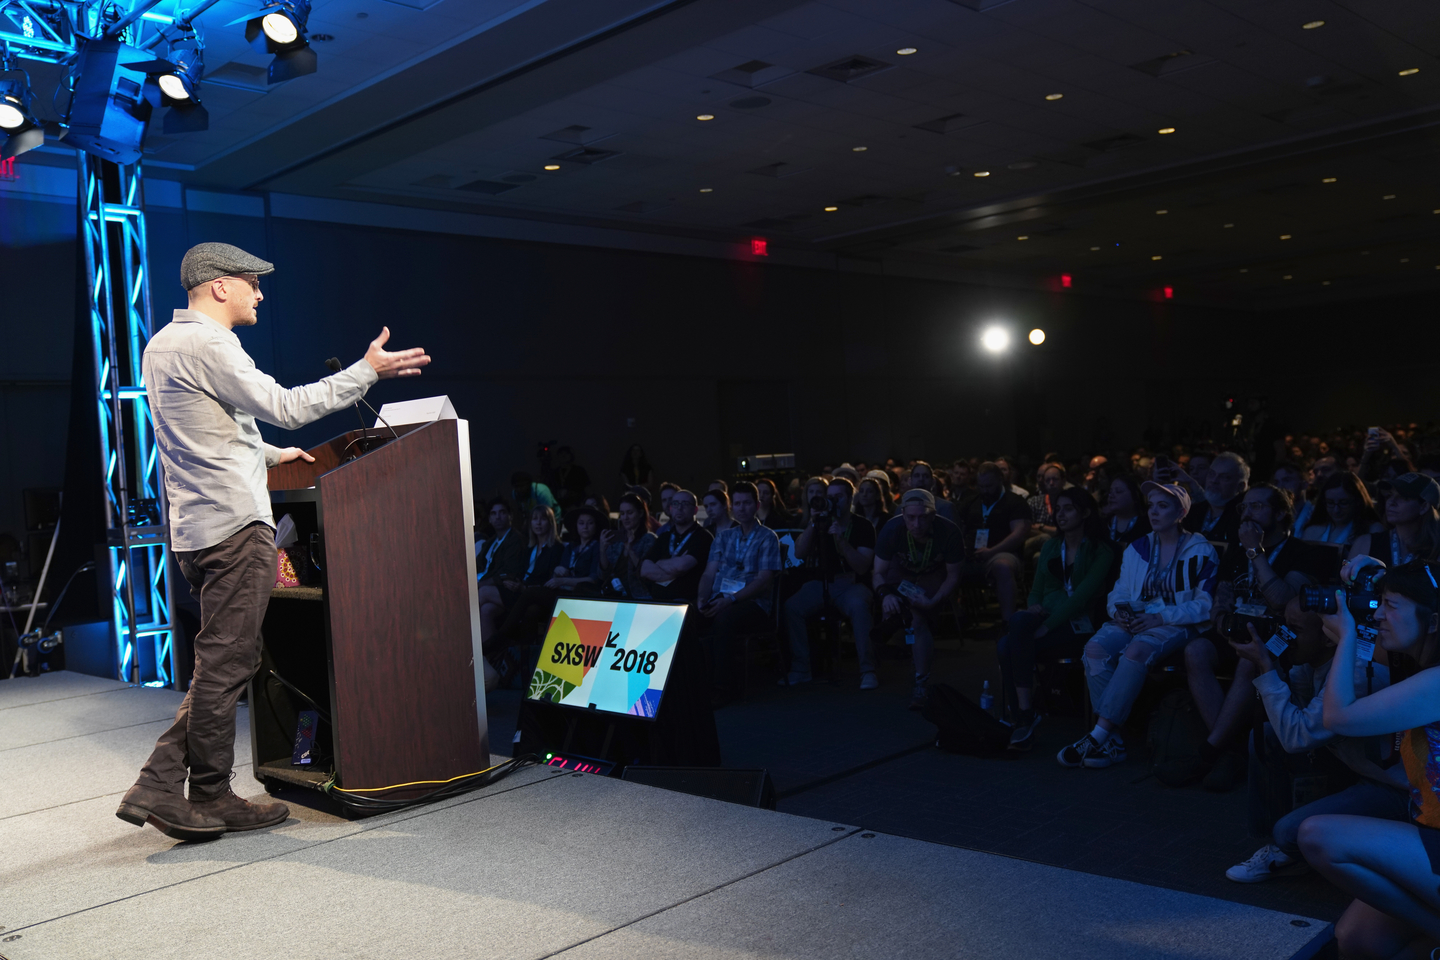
996;486;1115;751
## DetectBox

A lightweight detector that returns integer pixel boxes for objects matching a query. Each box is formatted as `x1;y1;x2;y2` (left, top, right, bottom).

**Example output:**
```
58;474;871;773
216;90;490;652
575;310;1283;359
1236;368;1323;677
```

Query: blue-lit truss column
79;155;176;687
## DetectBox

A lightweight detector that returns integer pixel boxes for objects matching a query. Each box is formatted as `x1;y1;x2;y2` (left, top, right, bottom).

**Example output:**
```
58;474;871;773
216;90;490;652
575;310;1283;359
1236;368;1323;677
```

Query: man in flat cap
116;242;430;841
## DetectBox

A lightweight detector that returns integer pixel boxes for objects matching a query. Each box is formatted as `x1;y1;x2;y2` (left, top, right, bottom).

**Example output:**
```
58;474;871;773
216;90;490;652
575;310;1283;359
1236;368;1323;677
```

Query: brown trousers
137;521;276;799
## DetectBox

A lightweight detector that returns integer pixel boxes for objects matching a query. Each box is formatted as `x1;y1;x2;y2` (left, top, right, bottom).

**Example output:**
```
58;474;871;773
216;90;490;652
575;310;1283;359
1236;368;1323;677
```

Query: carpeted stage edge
0;672;1330;960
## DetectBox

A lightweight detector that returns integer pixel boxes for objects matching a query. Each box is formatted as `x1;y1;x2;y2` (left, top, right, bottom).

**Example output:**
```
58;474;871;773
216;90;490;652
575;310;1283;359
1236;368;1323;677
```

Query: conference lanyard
1109;516;1134;540
1060;538;1076;595
668;529;695;558
484;529;508;571
1142;533;1184;604
526;545;541;576
906;531;933;571
732;526;757;575
1320;522;1353;544
1393;529;1416;566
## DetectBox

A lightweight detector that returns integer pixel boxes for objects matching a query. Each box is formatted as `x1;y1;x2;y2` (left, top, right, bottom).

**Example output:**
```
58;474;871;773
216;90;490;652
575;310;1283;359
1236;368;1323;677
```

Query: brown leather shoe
116;783;226;841
191;786;290;831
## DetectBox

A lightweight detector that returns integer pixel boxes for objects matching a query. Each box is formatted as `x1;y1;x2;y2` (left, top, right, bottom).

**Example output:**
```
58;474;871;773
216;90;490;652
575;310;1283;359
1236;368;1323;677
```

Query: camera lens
1299;585;1338;615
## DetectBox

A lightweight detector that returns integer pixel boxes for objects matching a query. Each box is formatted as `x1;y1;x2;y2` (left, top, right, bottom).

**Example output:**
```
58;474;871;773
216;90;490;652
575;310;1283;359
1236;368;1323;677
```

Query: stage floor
1;672;1330;959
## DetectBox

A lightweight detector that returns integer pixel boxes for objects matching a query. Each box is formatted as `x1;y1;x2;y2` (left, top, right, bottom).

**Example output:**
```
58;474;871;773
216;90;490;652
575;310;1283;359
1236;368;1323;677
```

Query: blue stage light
0;68;44;159
237;0;317;84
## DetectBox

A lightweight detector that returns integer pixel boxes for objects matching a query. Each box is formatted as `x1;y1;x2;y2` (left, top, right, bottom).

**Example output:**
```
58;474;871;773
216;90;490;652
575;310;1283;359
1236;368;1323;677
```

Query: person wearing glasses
115;243;429;843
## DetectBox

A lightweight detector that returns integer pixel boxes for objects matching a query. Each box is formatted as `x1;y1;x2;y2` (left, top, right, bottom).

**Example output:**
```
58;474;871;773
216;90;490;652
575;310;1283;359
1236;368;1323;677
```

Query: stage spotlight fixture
65;40;155;164
1028;328;1045;345
239;0;317;84
981;326;1010;353
0;70;43;160
126;42;209;133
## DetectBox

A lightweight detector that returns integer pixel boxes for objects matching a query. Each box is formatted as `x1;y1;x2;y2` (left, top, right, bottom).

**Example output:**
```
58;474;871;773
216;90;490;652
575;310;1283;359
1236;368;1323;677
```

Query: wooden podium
248;418;489;798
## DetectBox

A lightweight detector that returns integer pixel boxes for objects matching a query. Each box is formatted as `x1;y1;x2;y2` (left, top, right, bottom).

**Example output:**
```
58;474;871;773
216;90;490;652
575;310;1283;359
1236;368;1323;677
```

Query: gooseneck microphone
326;357;400;442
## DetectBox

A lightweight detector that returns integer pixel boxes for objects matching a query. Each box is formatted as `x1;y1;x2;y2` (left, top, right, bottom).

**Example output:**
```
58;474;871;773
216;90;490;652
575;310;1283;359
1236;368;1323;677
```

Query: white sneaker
859;672;879;690
1226;844;1306;883
1083;737;1127;768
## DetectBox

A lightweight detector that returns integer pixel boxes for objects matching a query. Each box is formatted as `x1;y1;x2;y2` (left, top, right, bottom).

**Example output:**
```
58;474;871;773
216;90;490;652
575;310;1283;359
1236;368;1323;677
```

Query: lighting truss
79;154;176;687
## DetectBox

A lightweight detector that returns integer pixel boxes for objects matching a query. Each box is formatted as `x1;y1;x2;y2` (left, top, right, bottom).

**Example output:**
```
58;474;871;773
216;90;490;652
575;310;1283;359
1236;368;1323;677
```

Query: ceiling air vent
806;54;891;84
411;174;454;188
501;173;537;183
1081;133;1145;152
748;162;810;178
1129;51;1213;78
913;113;981;134
456;179;520;195
541;124;613;145
711;60;792;88
550;147;621;165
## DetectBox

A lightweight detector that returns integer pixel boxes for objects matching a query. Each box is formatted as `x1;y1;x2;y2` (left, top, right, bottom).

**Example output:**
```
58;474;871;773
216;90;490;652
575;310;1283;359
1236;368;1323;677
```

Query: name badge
1356;624;1378;662
1069;614;1094;635
1265;625;1295;658
896;580;927;602
1234;602;1268;618
973;530;990;549
719;577;747;596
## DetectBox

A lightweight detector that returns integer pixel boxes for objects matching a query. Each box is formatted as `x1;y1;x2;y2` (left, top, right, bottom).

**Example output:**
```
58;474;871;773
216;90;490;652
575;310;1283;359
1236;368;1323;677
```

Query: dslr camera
1219;595;1278;644
1300;564;1382;624
809;495;832;525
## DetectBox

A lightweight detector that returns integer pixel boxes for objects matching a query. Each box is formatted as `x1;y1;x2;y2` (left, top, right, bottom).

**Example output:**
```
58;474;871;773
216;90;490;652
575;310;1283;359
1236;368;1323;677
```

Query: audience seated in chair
1024;461;1067;564
1351;473;1440;566
1101;473;1150;549
873;488;964;710
782;477;877;689
1302;471;1382;549
599;493;655;599
702;487;733;535
546;504;604;594
640;489;713;606
476;497;528;645
696;482;783;705
1057;482;1218;770
854;475;892;529
998;487;1115;751
958;462;1030;622
755;477;795;529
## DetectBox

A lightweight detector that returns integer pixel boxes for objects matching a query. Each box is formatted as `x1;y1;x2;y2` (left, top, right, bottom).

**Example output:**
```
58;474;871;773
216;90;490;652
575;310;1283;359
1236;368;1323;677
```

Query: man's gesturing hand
364;326;431;379
277;447;315;465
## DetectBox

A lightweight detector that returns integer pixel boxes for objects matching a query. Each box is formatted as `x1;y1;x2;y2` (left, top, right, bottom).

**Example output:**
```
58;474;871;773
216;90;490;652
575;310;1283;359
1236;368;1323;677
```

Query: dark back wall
6;186;1440;567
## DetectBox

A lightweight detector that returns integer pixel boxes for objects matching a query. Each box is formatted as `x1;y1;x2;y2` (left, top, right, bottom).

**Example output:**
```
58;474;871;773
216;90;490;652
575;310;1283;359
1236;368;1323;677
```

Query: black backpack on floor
1148;687;1210;786
921;683;1014;758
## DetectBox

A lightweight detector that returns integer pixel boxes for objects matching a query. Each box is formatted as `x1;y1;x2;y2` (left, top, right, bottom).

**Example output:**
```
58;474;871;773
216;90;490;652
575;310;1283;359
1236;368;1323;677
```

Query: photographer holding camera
1057;482;1219;769
1223;604;1400;885
1297;559;1440;960
873;488;965;710
782;478;877;688
1182;484;1332;789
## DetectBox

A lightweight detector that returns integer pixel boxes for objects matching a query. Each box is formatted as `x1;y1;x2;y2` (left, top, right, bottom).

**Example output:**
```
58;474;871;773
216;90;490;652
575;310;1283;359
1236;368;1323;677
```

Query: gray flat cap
180;242;275;291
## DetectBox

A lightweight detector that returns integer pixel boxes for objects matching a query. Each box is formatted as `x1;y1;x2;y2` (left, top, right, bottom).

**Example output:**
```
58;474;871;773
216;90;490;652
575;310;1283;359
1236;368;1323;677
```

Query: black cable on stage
320;755;540;816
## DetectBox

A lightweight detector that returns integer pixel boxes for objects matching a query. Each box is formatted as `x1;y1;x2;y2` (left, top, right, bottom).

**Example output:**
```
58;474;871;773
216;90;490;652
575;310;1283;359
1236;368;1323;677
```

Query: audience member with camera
1298;559;1440;960
1058;482;1219;769
782;477;877;689
640;489;713;606
1350;473;1440;566
1182;484;1330;790
1223;592;1399;885
873;488;965;710
997;487;1115;750
696;482;783;704
598;493;655;599
959;463;1030;622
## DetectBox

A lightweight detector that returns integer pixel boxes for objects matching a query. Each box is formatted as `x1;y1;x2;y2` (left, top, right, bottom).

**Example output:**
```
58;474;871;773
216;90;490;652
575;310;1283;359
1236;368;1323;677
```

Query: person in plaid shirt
697;481;783;704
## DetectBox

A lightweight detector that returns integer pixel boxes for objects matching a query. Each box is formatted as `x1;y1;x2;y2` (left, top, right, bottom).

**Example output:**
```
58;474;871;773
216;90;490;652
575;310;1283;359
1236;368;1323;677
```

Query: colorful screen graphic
525;598;688;719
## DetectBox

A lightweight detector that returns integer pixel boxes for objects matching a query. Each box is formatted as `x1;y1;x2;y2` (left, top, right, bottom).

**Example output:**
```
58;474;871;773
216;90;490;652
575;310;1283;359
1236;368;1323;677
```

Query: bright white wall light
1028;328;1046;345
980;326;1010;353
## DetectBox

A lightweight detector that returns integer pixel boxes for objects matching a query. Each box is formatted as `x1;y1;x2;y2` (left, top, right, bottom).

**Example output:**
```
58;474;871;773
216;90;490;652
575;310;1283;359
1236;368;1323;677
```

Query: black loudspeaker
621;766;776;810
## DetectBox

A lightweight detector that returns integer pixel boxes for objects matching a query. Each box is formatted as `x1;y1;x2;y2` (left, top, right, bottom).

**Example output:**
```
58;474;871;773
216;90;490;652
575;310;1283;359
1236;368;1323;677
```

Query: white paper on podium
374;395;456;428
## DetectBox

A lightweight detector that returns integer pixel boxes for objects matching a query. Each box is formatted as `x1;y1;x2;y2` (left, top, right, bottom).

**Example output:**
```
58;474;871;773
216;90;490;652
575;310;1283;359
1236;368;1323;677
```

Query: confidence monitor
526;597;687;719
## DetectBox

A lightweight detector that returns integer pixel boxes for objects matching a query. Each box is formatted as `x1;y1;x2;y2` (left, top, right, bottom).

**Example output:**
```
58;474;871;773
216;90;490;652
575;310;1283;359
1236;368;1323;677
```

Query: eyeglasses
1324;497;1354;507
220;275;260;291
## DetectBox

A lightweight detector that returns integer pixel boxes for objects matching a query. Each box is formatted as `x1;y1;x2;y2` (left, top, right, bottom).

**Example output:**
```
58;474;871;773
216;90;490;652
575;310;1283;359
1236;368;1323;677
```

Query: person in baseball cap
1379;473;1440;509
900;487;936;513
1141;480;1192;518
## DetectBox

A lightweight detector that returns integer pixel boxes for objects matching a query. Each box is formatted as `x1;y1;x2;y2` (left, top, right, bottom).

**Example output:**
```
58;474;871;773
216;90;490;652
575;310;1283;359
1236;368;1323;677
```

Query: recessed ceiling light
696;114;714;121
1240;268;1249;273
1158;127;1176;135
1361;250;1370;255
1322;177;1337;183
824;206;838;212
1090;246;1100;251
1399;68;1420;76
1302;20;1325;29
1156;209;1168;215
1383;194;1396;200
1045;93;1063;100
1279;234;1292;239
1322;280;1331;285
699;187;712;193
974;171;990;177
543;164;560;171
852;146;868;152
1151;255;1162;260
1283;275;1293;279
896;47;917;56
1401;258;1410;262
1017;235;1029;240
1223;223;1234;228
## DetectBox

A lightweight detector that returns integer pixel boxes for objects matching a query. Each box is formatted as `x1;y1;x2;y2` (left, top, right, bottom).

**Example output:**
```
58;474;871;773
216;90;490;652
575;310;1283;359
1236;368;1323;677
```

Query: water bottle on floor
979;680;994;716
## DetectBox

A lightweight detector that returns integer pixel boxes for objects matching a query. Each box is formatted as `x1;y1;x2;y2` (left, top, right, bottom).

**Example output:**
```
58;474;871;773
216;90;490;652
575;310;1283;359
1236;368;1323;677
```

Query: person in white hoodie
1058;481;1219;769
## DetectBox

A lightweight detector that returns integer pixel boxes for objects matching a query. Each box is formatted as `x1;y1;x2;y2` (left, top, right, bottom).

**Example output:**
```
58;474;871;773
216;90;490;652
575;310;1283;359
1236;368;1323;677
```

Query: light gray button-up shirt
143;309;379;552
